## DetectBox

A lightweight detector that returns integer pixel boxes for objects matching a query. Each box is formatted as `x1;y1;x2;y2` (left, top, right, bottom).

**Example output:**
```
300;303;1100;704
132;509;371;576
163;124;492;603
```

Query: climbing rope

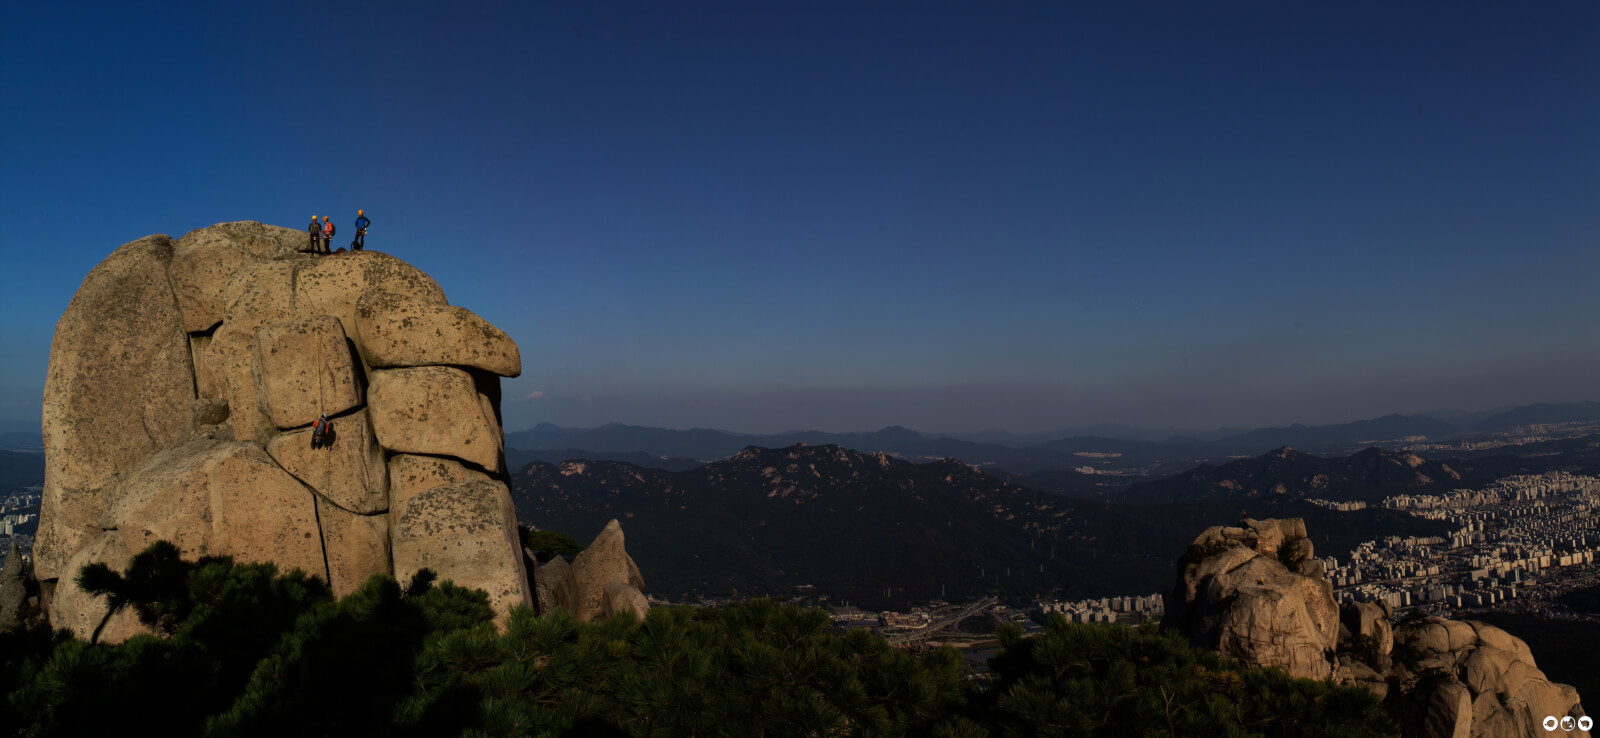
315;320;325;419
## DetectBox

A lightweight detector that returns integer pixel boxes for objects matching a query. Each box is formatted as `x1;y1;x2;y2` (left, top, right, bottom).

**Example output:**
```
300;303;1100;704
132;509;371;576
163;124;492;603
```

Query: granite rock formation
37;221;530;639
1167;517;1588;737
1163;517;1339;680
531;519;649;623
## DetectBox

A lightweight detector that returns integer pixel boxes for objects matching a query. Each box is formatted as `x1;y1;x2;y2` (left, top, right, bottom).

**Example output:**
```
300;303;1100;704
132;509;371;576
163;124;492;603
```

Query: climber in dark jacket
307;215;321;253
353;209;370;251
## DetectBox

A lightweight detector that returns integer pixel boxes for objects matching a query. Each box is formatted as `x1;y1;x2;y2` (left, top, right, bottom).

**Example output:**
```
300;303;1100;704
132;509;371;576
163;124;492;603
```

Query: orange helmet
358;209;363;216
322;215;329;221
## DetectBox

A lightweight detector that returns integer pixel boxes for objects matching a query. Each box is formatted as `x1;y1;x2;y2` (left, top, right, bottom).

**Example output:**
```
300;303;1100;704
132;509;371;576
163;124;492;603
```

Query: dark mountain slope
511;445;1173;609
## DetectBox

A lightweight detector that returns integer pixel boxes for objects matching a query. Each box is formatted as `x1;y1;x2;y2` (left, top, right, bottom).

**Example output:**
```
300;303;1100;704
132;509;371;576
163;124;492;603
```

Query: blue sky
1;1;1596;434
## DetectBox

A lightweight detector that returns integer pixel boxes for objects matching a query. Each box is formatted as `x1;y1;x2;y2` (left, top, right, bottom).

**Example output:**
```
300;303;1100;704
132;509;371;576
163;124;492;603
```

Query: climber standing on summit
322;216;335;254
308;215;322;253
352;209;369;251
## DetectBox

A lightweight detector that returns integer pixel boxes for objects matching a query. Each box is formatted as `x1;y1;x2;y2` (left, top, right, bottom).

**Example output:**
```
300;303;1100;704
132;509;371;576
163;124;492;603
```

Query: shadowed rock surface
37;221;531;638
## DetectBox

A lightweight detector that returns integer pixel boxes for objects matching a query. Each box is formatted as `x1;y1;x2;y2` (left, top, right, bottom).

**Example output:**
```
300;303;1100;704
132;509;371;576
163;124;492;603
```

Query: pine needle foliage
976;615;1398;737
3;542;1404;737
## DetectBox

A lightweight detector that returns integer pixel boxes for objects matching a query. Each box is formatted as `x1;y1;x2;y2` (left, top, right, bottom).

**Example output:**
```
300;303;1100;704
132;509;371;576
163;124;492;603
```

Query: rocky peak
37;221;543;639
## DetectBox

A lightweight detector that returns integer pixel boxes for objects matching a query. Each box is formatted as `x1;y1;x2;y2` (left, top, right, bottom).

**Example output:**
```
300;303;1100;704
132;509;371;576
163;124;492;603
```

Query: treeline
0;542;1398;737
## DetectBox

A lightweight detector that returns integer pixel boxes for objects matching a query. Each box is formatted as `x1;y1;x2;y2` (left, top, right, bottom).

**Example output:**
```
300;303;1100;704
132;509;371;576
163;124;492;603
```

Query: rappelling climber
352;209;370;251
307;215;321;253
312;413;332;449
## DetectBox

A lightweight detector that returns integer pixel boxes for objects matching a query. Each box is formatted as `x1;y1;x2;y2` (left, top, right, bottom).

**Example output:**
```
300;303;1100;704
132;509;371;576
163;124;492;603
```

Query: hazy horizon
4;395;1593;440
4;3;1596;438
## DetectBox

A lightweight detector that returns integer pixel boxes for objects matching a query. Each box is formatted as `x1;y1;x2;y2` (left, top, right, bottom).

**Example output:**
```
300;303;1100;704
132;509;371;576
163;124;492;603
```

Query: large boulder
39;221;534;643
355;291;522;376
38;235;194;580
369;366;502;471
268;409;388;514
0;542;31;625
391;480;529;624
252;315;363;430
1393;617;1589;738
1163;518;1337;680
546;520;648;623
1165;517;1589;737
532;555;570;615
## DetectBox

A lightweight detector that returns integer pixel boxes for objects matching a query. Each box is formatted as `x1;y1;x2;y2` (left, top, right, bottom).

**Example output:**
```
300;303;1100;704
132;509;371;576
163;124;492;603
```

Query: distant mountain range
505;401;1600;474
1115;446;1550;505
509;443;1460;609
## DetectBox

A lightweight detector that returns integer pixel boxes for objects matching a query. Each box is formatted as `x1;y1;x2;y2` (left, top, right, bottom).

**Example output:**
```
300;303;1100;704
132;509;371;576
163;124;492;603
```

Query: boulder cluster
35;221;555;640
1165;517;1588;738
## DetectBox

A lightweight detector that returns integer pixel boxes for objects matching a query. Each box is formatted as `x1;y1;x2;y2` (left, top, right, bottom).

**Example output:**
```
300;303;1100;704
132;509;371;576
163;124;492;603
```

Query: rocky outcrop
1167;517;1588;737
1163;518;1338;680
533;520;649;623
1391;617;1586;738
37;221;531;640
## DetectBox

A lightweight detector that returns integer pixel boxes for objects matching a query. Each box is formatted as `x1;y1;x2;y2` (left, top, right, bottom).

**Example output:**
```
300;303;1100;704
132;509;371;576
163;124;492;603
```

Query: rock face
36;221;533;639
392;480;527;624
534;520;649;623
37;235;194;581
1167;517;1588;737
0;542;35;626
355;291;522;376
1163;518;1338;680
369;367;503;472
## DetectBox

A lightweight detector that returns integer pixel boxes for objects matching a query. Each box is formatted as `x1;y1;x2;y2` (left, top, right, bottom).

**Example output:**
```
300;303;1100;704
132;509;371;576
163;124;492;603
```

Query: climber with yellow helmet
307;215;322;253
352;209;370;251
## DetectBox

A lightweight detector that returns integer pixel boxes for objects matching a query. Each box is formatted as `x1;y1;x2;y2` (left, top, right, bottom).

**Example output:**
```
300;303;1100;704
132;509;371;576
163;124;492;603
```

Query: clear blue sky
2;1;1596;435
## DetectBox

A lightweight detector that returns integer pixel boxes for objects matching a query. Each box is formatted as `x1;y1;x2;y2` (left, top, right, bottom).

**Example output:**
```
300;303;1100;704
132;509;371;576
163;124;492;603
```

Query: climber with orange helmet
307;215;321;253
352;209;370;251
322;216;335;254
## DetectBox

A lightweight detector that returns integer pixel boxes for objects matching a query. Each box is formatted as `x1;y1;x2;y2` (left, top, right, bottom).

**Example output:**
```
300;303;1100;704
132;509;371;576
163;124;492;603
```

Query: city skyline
3;2;1597;435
